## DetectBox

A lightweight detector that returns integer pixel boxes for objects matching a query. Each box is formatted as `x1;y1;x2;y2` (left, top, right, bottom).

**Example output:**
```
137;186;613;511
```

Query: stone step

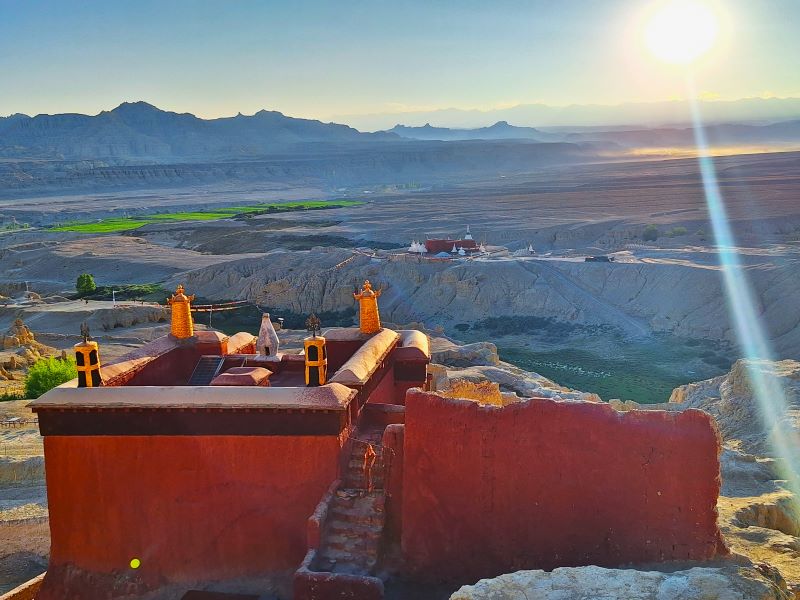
329;508;385;527
317;547;377;570
343;469;385;481
333;490;385;506
353;430;384;441
322;533;380;554
347;457;385;469
342;481;385;492
314;555;374;576
326;518;382;537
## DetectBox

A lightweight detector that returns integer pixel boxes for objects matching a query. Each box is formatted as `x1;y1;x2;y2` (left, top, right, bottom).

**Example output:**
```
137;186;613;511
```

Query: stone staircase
314;427;388;577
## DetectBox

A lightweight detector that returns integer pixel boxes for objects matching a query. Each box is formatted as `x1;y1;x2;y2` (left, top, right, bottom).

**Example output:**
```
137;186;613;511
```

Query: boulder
450;565;791;600
431;340;500;367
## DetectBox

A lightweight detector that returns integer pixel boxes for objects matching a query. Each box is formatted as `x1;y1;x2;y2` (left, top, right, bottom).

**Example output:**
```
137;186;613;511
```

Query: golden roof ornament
167;284;196;339
354;279;382;334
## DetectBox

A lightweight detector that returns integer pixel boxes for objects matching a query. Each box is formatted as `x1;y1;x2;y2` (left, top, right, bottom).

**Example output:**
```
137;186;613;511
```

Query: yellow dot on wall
130;558;141;569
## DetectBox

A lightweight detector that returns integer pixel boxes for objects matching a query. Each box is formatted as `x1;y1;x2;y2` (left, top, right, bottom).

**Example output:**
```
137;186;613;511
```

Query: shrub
667;226;688;237
76;273;97;295
24;357;77;399
642;224;659;242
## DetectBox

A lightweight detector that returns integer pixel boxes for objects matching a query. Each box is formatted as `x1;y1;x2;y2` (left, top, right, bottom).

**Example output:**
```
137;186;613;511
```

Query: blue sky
1;0;798;122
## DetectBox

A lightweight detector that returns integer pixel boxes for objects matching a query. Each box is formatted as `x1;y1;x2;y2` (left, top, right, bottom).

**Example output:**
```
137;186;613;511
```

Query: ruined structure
27;282;727;600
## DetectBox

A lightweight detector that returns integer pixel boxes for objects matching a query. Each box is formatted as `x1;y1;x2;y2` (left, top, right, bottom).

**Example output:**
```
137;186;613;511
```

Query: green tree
76;273;96;295
24;356;78;399
642;224;659;242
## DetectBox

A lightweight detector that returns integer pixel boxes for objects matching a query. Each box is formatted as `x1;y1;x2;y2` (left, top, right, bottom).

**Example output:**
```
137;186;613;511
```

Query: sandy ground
0;399;47;594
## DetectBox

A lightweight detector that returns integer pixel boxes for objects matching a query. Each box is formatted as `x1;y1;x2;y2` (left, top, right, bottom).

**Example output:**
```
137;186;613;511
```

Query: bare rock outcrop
665;359;800;597
431;339;501;367
2;319;35;350
450;565;791;600
668;359;800;456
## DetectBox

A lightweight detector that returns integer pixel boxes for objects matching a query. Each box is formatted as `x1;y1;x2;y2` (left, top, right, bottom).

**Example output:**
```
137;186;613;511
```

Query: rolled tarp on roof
329;328;400;386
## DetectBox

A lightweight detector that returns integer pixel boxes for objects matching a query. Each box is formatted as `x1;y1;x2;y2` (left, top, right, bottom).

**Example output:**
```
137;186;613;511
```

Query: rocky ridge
172;247;800;357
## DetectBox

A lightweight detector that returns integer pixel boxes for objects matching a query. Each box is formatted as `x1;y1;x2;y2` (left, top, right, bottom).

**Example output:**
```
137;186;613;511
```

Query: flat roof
31;382;357;412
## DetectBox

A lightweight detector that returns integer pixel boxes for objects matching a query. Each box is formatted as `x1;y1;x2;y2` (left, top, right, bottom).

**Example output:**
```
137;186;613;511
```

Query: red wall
424;239;478;253
124;346;199;386
38;435;343;598
382;424;404;540
401;390;725;582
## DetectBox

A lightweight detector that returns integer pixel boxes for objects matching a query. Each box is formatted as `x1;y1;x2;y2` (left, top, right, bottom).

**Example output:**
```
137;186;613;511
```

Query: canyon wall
175;248;800;357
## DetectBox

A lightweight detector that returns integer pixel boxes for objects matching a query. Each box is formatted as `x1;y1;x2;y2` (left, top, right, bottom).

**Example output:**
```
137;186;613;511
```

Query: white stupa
464;225;473;241
528;244;535;254
458;247;466;256
451;244;458;254
408;241;426;254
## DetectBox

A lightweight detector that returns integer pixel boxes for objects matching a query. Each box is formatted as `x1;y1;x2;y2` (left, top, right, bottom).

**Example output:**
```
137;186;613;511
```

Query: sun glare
645;0;719;65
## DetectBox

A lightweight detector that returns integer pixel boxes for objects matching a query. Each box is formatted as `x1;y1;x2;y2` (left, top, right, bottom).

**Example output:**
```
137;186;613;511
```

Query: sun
645;0;719;65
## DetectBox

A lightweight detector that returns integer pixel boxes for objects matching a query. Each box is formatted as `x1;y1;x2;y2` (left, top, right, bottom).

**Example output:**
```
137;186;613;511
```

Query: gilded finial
354;279;382;334
167;284;195;339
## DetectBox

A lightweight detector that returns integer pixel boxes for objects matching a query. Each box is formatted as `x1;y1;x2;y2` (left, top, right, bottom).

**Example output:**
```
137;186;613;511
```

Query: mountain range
388;119;800;149
0;101;397;161
1;101;799;168
337;97;800;131
386;121;557;142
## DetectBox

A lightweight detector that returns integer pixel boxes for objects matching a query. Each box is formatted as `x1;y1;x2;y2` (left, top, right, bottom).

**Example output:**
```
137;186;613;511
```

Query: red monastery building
25;281;726;600
423;225;480;254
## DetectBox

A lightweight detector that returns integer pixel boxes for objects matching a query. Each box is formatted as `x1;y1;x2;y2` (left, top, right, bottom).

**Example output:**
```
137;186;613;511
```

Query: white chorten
464;225;473;241
257;313;280;357
451;244;458;253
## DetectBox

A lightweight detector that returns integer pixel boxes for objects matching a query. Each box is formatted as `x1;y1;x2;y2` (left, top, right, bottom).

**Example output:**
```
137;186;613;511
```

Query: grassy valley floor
474;327;733;403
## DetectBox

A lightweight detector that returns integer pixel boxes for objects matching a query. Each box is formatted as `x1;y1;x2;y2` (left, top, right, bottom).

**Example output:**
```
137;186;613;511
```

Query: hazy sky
1;0;799;123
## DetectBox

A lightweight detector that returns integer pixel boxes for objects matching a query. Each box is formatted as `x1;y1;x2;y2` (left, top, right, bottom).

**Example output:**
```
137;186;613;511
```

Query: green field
51;200;363;233
499;338;732;404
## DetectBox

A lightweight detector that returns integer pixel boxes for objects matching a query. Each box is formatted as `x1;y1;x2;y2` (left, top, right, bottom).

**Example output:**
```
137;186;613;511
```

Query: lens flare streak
686;75;799;500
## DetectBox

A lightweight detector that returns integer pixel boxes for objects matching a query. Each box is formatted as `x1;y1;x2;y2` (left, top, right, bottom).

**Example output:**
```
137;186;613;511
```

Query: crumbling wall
401;389;726;582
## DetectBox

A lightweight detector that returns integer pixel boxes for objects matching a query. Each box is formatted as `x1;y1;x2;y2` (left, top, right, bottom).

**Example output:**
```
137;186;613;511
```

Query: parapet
400;389;726;581
31;382;357;436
